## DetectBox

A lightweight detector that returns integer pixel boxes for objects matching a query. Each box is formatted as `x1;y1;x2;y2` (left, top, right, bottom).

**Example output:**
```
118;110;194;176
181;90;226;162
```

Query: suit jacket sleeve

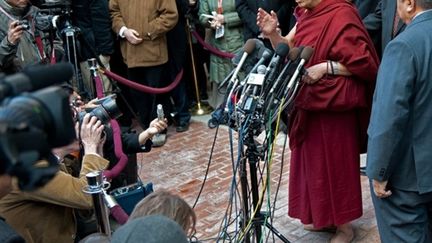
146;0;179;40
90;0;114;56
366;39;415;181
121;132;152;154
276;2;295;36
109;0;125;34
17;154;109;209
363;0;382;33
235;0;260;36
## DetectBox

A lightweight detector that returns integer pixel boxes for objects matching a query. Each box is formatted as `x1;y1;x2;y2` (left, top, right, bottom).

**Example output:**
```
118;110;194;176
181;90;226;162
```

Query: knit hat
111;215;189;243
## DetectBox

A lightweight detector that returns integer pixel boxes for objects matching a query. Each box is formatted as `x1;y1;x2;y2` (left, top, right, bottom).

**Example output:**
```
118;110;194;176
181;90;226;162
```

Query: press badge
215;25;224;39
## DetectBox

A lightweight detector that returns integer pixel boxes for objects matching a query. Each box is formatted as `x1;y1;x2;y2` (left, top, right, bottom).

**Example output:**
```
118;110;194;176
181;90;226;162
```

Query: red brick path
138;120;381;242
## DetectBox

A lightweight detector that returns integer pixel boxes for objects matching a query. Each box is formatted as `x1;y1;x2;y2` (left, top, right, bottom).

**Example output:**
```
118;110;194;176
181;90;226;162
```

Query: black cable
192;125;219;209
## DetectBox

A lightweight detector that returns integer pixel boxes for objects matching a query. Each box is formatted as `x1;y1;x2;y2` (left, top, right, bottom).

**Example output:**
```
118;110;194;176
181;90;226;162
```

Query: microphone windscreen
300;46;314;61
275;43;290;58
257;65;266;74
243;39;256;54
253;38;265;51
260;49;273;61
288;47;301;61
22;62;74;91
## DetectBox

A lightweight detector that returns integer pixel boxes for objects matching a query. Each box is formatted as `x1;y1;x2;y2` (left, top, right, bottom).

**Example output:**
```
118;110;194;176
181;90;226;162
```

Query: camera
77;94;122;125
17;20;30;31
0;63;75;190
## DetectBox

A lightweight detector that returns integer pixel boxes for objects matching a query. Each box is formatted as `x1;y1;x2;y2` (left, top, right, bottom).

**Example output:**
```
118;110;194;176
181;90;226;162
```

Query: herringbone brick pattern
137;119;380;242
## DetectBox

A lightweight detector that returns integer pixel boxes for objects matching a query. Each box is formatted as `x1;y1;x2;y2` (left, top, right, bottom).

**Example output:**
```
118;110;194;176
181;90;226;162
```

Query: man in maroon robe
258;0;379;241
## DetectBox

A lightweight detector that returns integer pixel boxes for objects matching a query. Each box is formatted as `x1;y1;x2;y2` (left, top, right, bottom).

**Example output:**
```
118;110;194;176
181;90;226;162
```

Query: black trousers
127;65;165;129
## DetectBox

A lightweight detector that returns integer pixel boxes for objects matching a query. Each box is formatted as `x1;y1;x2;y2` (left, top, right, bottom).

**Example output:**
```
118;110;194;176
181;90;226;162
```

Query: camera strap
0;5;15;21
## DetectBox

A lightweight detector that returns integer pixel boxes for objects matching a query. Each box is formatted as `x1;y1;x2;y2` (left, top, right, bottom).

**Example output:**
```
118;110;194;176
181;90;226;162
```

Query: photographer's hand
80;114;105;155
124;28;143;45
7;21;24;45
139;118;168;145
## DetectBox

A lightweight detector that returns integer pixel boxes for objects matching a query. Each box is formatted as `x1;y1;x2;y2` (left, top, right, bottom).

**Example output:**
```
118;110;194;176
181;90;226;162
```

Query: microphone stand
236;106;290;243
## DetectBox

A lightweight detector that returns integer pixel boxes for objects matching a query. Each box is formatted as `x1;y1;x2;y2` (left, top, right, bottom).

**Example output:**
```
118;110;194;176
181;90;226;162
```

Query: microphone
156;104;164;121
268;47;301;96
219;39;257;89
247;43;273;76
0;62;74;101
263;47;302;115
239;65;267;113
270;46;314;121
224;39;256;111
285;46;314;91
264;43;290;85
229;39;256;86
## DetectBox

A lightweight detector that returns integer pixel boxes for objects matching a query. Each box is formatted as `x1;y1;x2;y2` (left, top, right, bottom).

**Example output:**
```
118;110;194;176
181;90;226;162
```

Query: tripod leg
265;221;291;243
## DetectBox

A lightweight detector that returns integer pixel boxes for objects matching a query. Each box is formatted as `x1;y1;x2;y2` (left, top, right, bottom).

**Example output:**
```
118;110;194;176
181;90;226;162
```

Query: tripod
238;116;290;243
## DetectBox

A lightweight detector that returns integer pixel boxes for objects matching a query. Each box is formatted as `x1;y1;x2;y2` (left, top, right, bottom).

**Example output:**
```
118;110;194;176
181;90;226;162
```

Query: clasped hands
209;14;224;29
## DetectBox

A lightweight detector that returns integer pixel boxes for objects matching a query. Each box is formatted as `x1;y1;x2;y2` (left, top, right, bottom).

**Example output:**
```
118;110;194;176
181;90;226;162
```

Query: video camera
32;0;74;32
0;63;76;190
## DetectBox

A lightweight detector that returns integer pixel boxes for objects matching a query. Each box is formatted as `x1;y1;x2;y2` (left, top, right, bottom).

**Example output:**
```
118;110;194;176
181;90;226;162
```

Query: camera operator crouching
0;112;110;243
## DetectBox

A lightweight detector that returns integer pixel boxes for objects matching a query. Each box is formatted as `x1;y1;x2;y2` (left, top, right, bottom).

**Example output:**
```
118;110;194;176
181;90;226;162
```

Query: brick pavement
137;119;381;243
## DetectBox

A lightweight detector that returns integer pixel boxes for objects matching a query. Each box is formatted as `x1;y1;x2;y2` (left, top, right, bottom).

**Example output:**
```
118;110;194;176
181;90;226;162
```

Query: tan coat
109;0;178;68
0;154;109;243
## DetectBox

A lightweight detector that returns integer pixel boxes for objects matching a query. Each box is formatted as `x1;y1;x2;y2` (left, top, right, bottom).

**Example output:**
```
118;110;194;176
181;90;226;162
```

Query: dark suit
366;10;432;243
235;0;295;47
352;0;379;18
363;0;405;56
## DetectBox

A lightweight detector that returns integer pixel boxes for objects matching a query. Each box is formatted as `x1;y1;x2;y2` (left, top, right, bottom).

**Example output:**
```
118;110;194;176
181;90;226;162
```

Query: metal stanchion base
190;102;213;116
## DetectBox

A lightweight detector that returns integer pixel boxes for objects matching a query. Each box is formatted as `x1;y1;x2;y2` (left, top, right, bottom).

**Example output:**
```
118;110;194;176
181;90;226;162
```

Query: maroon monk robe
287;0;379;228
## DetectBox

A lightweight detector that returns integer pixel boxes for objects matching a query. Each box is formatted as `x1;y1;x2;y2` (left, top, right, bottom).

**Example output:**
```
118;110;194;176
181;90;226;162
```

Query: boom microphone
0;62;74;101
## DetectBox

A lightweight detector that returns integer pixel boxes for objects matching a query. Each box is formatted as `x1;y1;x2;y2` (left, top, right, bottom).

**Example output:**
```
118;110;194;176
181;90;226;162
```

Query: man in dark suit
363;0;406;56
352;0;380;18
366;0;432;242
235;0;295;48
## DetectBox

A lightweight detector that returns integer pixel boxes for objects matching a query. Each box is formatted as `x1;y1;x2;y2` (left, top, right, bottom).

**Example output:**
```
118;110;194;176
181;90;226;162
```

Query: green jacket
0;0;44;73
199;0;244;83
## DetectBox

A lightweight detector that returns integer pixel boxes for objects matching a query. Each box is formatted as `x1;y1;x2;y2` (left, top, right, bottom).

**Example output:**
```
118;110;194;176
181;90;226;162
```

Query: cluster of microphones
218;38;314;133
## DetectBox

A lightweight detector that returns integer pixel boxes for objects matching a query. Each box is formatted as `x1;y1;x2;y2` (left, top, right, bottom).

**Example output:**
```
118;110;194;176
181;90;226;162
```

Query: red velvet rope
102;68;183;94
191;30;235;59
92;75;128;181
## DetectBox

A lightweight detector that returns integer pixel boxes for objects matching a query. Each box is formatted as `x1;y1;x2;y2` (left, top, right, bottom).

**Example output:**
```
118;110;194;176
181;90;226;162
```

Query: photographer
0;114;109;243
0;0;47;73
68;89;168;189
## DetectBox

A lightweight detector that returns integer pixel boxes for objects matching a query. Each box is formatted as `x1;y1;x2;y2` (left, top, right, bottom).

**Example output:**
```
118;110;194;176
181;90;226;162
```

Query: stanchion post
186;18;212;115
85;171;111;236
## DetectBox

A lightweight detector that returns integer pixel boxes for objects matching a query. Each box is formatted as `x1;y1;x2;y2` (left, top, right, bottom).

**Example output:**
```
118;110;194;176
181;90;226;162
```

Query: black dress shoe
176;123;189;132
